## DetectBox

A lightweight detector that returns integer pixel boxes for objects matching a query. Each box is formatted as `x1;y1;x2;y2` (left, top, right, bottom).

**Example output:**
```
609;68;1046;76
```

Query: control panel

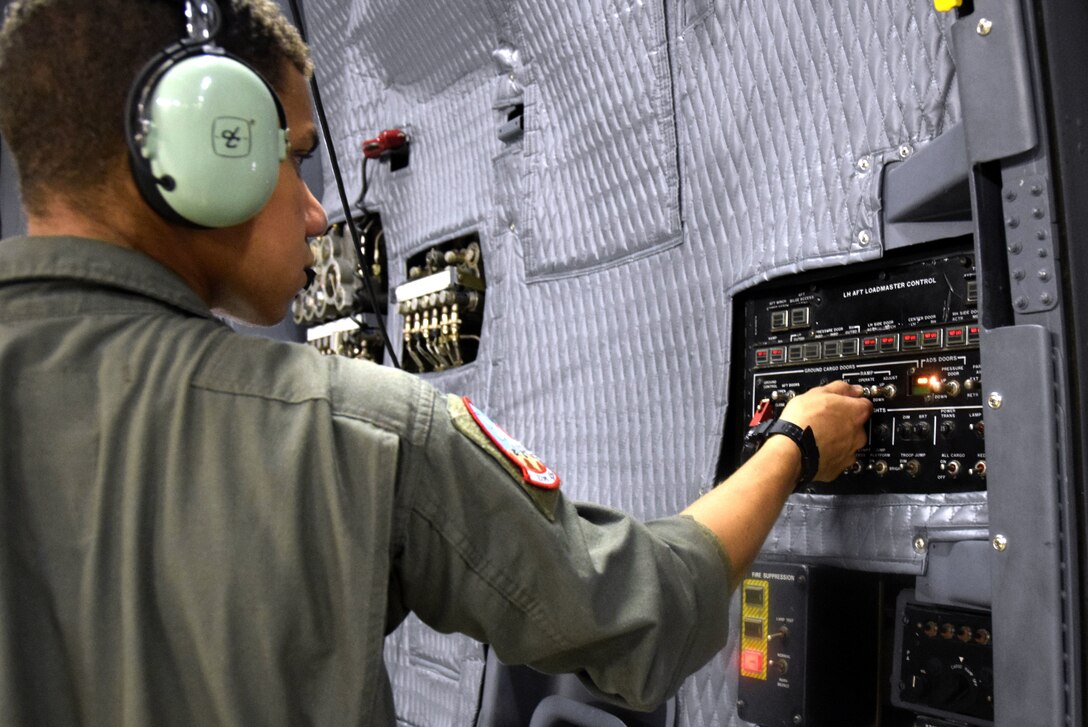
726;241;984;494
737;563;879;727
892;592;994;725
292;213;389;362
395;233;486;373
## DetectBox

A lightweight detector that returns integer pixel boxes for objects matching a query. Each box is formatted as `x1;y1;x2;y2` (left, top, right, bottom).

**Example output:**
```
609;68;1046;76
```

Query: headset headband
183;0;222;45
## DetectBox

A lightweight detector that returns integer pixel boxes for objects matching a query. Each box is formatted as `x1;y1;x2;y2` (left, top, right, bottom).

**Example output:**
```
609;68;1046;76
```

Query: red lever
749;398;774;428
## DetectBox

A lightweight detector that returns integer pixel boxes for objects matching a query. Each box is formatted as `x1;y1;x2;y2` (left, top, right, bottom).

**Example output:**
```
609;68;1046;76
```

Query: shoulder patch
460;396;560;489
447;395;561;520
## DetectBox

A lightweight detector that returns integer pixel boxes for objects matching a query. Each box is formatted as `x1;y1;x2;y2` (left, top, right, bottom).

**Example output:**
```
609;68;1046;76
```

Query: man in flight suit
0;1;872;724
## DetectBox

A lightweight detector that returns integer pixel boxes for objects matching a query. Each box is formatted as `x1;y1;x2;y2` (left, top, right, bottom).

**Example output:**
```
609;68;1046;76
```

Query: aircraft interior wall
2;0;1083;725
286;0;1087;724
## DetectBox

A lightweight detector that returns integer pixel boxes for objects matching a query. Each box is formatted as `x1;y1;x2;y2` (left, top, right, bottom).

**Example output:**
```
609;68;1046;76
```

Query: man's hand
682;380;873;585
778;381;872;482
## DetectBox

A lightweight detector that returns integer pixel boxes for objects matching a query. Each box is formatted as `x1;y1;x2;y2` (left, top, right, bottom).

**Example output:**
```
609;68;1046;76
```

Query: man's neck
26;195;215;307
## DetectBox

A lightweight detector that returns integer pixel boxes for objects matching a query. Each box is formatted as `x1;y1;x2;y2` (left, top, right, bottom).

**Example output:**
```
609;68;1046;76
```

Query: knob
946;460;962;478
905;459;922;477
945;380;961;397
873;460;889;476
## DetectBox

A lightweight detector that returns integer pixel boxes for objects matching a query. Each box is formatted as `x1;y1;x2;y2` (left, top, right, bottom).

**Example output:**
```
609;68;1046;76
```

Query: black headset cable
286;0;401;369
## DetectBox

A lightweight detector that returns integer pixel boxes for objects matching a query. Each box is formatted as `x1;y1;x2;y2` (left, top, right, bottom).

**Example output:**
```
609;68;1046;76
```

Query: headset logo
212;117;252;158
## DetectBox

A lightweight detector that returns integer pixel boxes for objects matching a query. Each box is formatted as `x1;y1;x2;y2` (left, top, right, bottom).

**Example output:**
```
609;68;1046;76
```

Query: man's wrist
765;419;819;487
756;435;804;492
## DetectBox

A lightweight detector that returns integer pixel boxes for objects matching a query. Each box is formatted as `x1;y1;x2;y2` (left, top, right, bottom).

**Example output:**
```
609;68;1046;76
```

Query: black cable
285;0;401;369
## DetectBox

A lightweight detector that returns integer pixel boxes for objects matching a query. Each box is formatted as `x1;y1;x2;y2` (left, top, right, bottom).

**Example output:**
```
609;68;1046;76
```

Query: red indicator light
969;327;980;335
949;329;963;336
881;336;895;344
771;349;783;355
924;331;939;340
756;351;768;359
863;338;876;345
904;334;918;342
741;649;764;674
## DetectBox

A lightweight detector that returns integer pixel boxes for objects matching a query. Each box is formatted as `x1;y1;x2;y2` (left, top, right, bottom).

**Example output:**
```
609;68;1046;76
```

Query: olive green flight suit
0;236;731;726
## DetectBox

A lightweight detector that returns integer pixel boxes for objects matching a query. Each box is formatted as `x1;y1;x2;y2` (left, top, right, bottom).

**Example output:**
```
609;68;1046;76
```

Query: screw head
992;533;1008;552
856;156;872;172
857;229;872;246
1009;241;1023;254
977;18;993;36
793;714;803;725
898;144;914;159
988;392;1003;409
1015;296;1028;309
508;222;517;232
1041;292;1053;305
913;536;927;553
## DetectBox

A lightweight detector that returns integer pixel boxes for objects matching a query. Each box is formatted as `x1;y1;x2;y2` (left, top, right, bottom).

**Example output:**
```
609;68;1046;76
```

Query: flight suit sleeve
388;391;733;711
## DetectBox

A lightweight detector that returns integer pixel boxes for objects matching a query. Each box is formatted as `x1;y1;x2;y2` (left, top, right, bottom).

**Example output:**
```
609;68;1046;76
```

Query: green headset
126;0;289;228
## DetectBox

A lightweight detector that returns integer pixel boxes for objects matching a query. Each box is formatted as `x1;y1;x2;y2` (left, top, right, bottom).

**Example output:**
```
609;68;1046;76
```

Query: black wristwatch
742;418;820;488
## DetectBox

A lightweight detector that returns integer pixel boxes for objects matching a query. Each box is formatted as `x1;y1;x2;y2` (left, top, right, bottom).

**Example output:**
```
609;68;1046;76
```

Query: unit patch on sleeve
447;395;560;520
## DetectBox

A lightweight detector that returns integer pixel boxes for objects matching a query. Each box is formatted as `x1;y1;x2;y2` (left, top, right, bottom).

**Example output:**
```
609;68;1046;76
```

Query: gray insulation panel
303;0;971;723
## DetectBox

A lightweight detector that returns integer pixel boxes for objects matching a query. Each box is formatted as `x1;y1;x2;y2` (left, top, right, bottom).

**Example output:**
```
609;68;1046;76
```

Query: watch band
765;419;820;487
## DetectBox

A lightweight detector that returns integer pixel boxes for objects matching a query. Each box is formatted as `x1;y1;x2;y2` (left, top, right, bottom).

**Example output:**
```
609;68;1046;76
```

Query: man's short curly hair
0;0;311;216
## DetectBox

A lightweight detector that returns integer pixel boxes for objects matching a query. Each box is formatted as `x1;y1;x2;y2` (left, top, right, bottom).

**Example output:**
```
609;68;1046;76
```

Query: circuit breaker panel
292;213;389;362
395;233;486;373
725;240;984;494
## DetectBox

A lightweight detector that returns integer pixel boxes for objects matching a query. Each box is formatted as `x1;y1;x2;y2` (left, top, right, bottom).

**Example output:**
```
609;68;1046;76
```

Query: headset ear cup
128;51;287;228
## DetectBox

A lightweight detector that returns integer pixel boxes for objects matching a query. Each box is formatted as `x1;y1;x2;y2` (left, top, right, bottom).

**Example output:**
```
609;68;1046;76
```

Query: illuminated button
743;618;764;639
802;342;821;360
769;347;786;364
967;325;981;344
741;649;765;674
755;348;770;366
790;307;811;329
823;340;841;358
770;310;790;331
946;327;966;346
879;333;899;353
901;332;921;350
862;337;879;354
922;329;942;348
912;375;934;396
840;338;859;357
